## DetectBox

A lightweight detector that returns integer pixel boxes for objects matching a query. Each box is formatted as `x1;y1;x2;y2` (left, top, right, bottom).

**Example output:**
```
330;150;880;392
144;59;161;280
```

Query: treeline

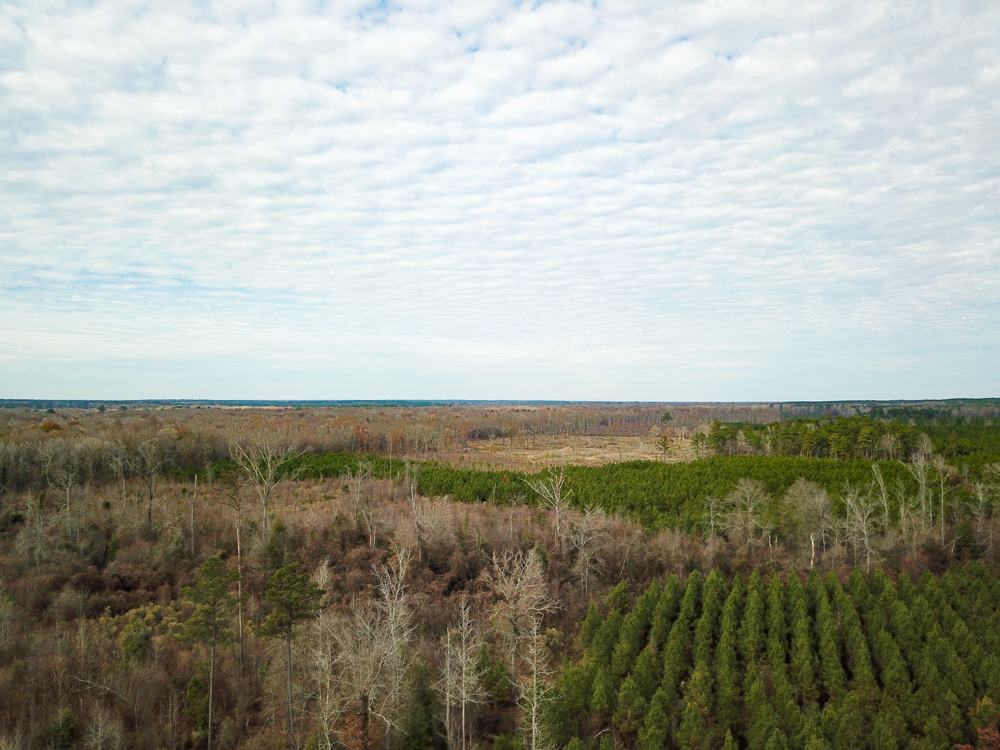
285;454;1000;571
697;416;1000;473
547;563;1000;749
280;454;919;532
1;421;1000;750
4;411;1000;571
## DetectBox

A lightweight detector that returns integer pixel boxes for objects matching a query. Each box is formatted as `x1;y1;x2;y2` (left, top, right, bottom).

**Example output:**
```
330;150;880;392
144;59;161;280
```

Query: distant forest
1;401;999;750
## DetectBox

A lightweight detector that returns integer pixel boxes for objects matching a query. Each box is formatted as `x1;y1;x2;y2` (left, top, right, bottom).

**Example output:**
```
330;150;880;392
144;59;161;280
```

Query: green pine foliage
227;448;929;532
550;563;1000;750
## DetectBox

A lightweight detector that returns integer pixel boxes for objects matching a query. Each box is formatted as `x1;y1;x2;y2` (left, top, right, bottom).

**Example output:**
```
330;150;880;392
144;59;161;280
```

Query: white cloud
0;0;998;400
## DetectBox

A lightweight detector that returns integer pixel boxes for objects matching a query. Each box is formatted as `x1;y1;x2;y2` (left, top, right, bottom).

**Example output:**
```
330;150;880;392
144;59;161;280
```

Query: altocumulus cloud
0;0;998;400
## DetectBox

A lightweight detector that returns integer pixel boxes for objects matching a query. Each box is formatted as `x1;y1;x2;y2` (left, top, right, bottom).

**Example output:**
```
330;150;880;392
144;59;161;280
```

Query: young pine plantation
1;403;999;750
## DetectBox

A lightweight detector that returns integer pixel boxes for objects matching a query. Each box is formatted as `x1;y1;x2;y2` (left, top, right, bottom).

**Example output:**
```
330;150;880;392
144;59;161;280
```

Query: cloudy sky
1;0;998;401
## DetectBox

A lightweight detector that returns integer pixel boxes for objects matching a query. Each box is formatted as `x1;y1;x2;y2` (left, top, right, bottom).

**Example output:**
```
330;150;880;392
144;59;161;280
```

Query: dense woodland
1;402;1000;750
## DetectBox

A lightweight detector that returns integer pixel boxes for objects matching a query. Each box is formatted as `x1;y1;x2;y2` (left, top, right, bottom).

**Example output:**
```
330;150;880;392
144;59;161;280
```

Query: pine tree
677;701;710;750
870;699;907;750
612;612;645;677
789;588;819;707
694;570;726;666
631;646;662;702
261;561;324;746
592;610;623;666
677;662;714;750
871;629;911;703
547;661;594;744
812;581;846;702
739;588;766;668
745;667;779;750
679;569;703;623
636;687;670;750
821;691;869;750
613;676;648;737
178;554;238;750
714;580;744;738
579;603;603;650
633;580;662;634
830;579;876;691
765;574;789;682
606;581;630;612
590;664;617;718
402;661;440;750
649;574;683;648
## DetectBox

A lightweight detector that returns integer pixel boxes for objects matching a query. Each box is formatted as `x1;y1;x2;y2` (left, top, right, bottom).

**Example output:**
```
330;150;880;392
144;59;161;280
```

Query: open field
441;434;702;470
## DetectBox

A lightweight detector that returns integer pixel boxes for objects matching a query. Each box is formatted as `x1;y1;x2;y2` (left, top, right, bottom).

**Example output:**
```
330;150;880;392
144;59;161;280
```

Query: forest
1;401;999;750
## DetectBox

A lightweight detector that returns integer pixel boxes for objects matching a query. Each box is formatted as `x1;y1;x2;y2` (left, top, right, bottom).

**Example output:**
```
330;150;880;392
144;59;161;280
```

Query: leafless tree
0;727;26;750
568;510;608;595
524;468;572;554
896;483;925;555
307;563;341;750
213;471;250;670
136;440;163;532
969;480;994;555
722;478;769;550
320;549;415;750
345;463;379;547
107;441;134;512
440;600;486;750
14;492;59;567
229;426;301;535
907;453;931;525
485;549;557;680
871;464;892;533
842;484;878;571
0;577;17;653
518;618;553;750
83;705;124;750
877;432;900;461
784;478;835;568
932;455;953;546
0;441;16;501
38;441;79;537
404;463;425;562
704;496;725;540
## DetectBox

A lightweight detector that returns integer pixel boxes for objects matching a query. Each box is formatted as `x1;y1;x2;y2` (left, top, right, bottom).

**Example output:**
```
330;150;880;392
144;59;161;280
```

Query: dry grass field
439;433;702;470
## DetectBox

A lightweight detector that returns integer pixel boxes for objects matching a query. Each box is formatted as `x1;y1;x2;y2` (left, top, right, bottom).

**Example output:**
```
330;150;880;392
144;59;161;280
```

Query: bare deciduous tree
704;496;725;540
107;440;133;512
404;463;425;562
843;484;878;571
213;471;250;670
345;463;380;547
568;509;608;595
524;468;572;554
969;480;994;555
38;441;78;537
83;705;125;750
877;432;900;461
518;618;553;750
440;600;486;750
136;440;163;532
932;455;953;546
784;478;835;568
722;478;769;550
229;426;301;535
319;549;415;750
907;453;931;526
485;549;557;680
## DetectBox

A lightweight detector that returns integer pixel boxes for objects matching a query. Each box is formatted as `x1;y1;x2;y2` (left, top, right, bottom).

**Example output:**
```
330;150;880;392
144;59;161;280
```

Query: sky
1;0;998;401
